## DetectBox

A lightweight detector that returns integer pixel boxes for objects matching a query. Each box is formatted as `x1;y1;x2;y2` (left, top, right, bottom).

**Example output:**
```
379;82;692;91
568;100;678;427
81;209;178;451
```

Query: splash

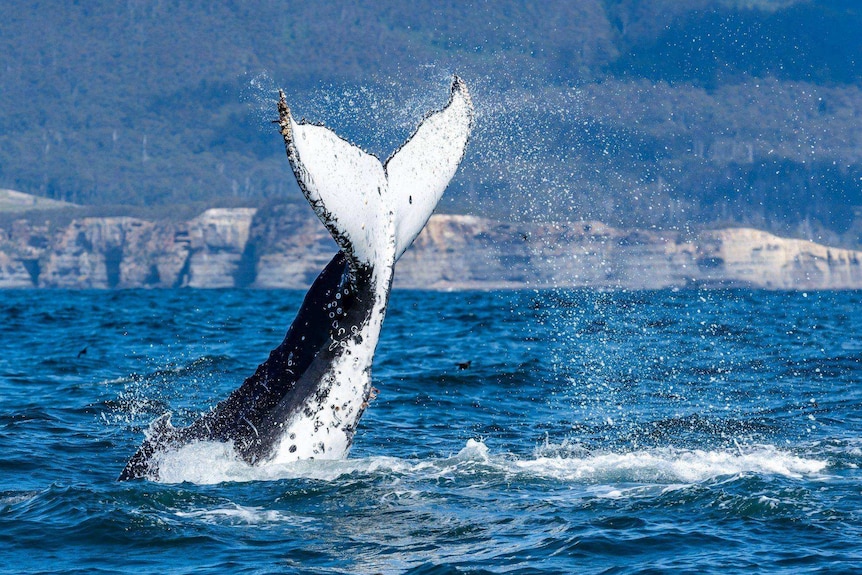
151;438;827;486
522;442;827;483
241;71;281;130
242;67;592;224
175;504;288;525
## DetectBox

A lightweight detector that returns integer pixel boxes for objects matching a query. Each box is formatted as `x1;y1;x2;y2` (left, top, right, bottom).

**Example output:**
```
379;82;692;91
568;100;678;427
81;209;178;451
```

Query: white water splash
517;444;827;483
175;504;288;525
153;438;827;486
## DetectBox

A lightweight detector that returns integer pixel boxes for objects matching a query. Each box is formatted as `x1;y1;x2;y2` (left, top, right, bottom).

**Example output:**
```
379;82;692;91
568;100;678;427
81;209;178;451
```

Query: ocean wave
152;438;828;486
517;443;827;483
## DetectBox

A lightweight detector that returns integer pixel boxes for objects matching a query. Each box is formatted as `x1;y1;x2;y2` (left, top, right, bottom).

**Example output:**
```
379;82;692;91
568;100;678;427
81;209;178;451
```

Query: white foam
152;438;828;486
514;445;827;483
154;440;415;485
175;503;289;525
0;492;38;507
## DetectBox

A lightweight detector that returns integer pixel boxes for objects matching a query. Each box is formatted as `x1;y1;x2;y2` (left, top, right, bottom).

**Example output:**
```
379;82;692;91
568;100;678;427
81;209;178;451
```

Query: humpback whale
119;77;474;480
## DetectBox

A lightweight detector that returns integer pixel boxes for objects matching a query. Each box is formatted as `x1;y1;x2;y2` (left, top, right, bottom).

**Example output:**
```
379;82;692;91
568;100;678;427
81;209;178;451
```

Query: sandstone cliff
395;216;862;290
1;207;861;290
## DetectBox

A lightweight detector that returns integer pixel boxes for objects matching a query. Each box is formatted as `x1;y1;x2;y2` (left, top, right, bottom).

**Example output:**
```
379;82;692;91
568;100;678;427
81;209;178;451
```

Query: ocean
1;288;860;574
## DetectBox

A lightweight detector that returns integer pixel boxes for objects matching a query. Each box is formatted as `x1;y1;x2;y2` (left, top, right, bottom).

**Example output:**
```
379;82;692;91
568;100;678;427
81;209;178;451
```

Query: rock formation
395;216;862;290
1;206;861;290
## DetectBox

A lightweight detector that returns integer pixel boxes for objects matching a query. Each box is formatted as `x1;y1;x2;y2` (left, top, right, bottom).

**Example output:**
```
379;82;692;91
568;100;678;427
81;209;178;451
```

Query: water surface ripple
1;289;860;573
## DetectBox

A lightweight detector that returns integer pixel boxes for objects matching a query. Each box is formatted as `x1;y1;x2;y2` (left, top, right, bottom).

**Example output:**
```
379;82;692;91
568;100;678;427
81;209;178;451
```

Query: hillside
1;1;862;246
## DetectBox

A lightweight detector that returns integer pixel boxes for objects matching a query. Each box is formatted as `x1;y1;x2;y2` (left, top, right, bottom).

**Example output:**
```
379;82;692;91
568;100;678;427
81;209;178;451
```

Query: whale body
119;77;473;480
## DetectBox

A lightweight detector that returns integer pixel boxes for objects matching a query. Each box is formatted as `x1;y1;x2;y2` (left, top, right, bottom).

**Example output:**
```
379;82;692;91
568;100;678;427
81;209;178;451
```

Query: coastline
2;207;861;291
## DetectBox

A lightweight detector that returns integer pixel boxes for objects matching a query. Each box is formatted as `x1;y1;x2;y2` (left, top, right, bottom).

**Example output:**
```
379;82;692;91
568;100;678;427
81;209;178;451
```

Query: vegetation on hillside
1;0;861;246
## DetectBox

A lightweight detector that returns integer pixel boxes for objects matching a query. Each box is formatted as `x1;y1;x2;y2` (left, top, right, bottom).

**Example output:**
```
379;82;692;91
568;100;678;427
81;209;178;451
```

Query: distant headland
1;191;860;290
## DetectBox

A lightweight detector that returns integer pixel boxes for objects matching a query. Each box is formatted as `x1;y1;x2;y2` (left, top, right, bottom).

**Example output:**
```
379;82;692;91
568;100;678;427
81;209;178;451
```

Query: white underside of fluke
284;76;474;268
385;77;474;260
286;120;395;269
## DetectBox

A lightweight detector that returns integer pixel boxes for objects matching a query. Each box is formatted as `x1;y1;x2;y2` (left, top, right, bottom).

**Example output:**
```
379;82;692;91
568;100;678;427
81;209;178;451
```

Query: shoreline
2;207;861;291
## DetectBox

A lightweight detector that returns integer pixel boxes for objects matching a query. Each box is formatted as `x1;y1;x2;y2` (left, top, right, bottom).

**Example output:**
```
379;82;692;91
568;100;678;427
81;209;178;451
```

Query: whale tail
277;76;474;270
118;78;473;481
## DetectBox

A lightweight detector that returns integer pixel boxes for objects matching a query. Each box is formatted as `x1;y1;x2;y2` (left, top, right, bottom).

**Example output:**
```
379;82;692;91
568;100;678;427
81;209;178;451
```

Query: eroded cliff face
38;217;171;288
1;208;861;290
246;204;339;289
694;228;862;289
183;208;257;288
398;216;862;290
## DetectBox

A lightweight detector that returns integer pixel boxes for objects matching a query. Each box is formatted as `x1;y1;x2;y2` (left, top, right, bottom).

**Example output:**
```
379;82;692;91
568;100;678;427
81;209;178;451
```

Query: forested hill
2;0;862;246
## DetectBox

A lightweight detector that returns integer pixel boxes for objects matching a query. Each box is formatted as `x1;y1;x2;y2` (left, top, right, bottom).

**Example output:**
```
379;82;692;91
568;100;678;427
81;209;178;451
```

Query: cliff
1;207;861;290
396;216;862;290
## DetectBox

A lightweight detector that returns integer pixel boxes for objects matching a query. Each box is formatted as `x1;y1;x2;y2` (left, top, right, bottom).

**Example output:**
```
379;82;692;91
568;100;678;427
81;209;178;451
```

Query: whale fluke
119;77;473;481
386;76;473;260
279;76;474;267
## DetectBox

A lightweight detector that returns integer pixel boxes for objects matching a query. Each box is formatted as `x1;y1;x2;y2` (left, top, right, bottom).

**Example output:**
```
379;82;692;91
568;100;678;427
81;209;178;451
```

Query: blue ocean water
1;288;861;574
